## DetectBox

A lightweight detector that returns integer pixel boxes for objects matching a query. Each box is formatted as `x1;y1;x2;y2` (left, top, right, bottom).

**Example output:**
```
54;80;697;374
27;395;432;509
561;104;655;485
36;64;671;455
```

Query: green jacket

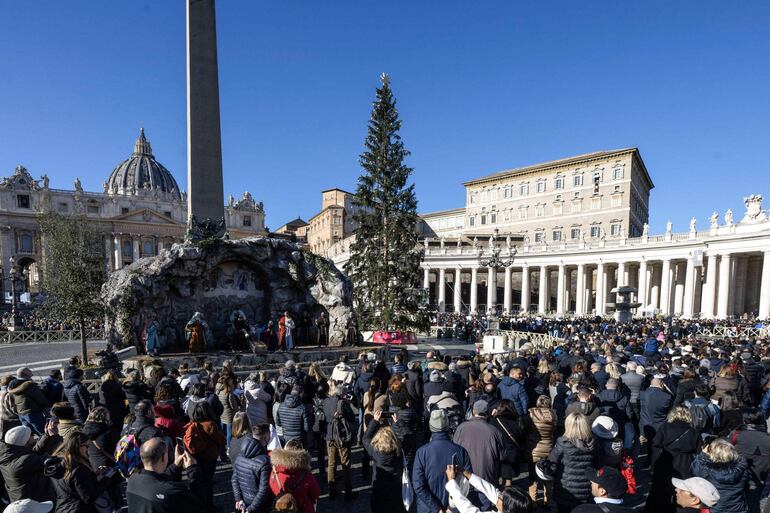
9;379;48;415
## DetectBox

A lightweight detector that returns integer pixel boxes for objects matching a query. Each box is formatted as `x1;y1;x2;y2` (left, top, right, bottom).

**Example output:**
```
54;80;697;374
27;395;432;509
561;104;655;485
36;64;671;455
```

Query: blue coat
412;432;472;513
231;437;272;513
760;388;770;418
690;452;749;513
499;377;529;416
639;386;672;432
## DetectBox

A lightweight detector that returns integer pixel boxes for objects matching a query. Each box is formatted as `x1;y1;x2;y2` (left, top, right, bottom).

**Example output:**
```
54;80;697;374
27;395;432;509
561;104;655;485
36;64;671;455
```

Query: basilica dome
105;129;182;200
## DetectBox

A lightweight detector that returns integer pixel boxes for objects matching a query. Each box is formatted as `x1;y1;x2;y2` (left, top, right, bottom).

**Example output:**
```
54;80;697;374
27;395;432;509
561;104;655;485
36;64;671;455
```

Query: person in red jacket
268;440;320;513
153;403;184;439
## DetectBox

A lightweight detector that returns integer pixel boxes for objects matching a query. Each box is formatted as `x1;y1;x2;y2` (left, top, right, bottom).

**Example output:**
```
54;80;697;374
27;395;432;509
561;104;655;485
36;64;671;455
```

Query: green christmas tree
345;73;427;331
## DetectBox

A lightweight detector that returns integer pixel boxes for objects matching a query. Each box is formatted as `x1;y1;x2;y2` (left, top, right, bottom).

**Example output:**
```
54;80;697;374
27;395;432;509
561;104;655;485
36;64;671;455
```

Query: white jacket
445;473;499;513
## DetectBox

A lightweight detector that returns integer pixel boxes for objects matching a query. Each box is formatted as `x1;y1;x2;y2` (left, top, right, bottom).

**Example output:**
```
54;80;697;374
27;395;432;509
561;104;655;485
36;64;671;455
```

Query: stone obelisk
186;0;226;240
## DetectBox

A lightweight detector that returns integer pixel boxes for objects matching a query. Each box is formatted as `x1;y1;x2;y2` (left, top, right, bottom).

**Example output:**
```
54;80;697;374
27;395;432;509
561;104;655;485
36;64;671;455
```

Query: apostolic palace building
0;129;266;296
328;148;770;320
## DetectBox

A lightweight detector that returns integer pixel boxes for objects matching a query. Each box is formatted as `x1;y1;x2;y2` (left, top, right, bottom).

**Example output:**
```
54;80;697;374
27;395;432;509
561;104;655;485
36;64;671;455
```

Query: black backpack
684;401;711;432
331;398;353;446
312;397;326;434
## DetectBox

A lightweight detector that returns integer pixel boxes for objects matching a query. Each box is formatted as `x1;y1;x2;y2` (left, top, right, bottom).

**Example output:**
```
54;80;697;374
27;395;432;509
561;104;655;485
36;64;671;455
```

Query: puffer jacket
63;379;92;423
276;394;310;442
231;436;272;513
690;452;749;513
98;379;127;427
499;377;529;416
122;379;154;412
0;436;57;502
215;383;240;425
525;407;555;462
548;436;596;507
8;379;48;416
362;420;405;513
268;448;320;513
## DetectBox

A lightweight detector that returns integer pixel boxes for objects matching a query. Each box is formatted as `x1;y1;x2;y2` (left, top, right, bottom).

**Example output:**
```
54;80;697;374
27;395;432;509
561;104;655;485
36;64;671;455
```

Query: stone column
521;265;530;313
585;268;593;314
617;261;626;287
638;260;648;306
674;261;685;315
104;235;112;273
187;0;225;231
596;263;605;315
538;265;548;314
423;268;430;290
486;267;496;312
575;264;585;316
716;254;732;319
470;267;478;313
733;256;748;317
702;254;719;318
650;263;661;309
453;268;462;313
113;235;123;270
556;264;566;314
503;266;512;314
158;239;164;252
132;238;140;262
659;259;672;315
682;255;696;318
758;251;770;319
438;268;446;313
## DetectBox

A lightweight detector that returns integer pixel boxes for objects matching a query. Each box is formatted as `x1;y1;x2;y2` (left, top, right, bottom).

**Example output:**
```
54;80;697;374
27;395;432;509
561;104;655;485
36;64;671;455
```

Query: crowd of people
0;312;103;332
0;316;768;513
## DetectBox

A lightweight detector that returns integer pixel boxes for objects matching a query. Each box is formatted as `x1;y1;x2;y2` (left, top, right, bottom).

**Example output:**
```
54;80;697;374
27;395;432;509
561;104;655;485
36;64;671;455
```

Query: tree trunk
79;319;88;366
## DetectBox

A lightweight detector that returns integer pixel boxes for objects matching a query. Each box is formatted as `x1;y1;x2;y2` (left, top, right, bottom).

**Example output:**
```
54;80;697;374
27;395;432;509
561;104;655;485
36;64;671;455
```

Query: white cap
671;477;720;507
591;415;619;439
3;426;31;447
4;500;54;513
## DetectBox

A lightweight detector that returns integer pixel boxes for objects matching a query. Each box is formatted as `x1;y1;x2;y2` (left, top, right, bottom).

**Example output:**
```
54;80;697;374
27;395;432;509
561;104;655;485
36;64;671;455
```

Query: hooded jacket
548;436;596;506
244;380;272;426
63;378;92;423
122;379;154;412
231;436;272;513
267;447;320;513
276;394;310;442
690;452;749;513
565;399;601;426
152;403;185;439
8;379;48;416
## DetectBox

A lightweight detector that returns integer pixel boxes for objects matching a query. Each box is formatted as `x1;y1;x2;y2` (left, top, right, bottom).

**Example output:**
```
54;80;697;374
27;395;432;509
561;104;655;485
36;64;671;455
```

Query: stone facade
0;129;266;296
306;188;362;255
101;237;354;348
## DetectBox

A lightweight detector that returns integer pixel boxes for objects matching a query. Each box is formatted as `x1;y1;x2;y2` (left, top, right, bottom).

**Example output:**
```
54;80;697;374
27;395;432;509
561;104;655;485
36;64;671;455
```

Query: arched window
143;240;154;257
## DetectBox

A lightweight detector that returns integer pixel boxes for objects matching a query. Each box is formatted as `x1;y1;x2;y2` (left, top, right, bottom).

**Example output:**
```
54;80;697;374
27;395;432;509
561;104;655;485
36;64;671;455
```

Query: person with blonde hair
362;410;405;513
645;406;700;513
691;439;749;513
548;412;595;513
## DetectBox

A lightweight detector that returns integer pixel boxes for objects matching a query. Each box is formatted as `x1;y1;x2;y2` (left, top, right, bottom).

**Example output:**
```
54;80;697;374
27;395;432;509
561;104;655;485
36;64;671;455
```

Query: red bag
620;450;637;494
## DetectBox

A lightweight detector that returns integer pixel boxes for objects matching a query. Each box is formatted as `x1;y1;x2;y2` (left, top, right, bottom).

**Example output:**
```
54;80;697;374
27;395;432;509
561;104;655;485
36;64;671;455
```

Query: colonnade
423;250;770;319
105;234;181;271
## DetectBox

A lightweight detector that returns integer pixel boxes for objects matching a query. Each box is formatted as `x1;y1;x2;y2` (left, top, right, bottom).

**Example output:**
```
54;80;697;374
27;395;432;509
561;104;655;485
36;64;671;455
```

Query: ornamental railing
503;330;562;349
0;328;104;344
695;326;769;338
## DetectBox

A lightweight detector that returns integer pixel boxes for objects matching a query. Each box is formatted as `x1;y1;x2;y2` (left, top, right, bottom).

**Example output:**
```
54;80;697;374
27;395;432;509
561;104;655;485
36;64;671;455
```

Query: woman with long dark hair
490;400;526;487
50;431;118;513
362;411;405;513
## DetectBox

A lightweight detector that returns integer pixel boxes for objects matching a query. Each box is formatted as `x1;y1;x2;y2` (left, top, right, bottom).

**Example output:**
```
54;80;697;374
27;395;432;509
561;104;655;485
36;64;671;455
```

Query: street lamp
6;256;28;331
477;228;516;270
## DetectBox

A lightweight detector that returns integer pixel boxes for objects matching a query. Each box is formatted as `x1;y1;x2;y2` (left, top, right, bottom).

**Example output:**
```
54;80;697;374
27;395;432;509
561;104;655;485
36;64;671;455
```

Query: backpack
331;398;353;446
271;468;303;513
114;425;149;478
312;398;326;434
684;401;710;432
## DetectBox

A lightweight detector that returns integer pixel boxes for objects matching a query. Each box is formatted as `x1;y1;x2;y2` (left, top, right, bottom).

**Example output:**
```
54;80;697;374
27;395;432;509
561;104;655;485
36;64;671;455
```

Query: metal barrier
502;330;563;350
695;326;769;339
0;328;104;344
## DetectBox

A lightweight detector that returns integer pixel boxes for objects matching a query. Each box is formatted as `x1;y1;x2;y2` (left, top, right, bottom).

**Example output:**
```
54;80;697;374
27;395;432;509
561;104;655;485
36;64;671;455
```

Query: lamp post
6;256;27;331
477;229;516;314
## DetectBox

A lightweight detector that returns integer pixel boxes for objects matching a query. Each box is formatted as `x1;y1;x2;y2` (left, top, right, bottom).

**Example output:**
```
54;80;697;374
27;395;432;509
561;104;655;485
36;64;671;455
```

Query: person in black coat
122;372;154;413
490;400;527;487
48;431;120;513
645;407;701;513
548;412;597;513
404;362;424;412
128;401;166;446
362;414;406;513
276;386;311;445
63;368;92;424
231;423;272;513
98;371;127;429
690;439;750;513
390;389;419;470
126;437;204;513
81;407;121;470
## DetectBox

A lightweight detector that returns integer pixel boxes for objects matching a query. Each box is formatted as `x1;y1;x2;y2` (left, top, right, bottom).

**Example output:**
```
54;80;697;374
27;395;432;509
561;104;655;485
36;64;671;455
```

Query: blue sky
1;1;769;232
